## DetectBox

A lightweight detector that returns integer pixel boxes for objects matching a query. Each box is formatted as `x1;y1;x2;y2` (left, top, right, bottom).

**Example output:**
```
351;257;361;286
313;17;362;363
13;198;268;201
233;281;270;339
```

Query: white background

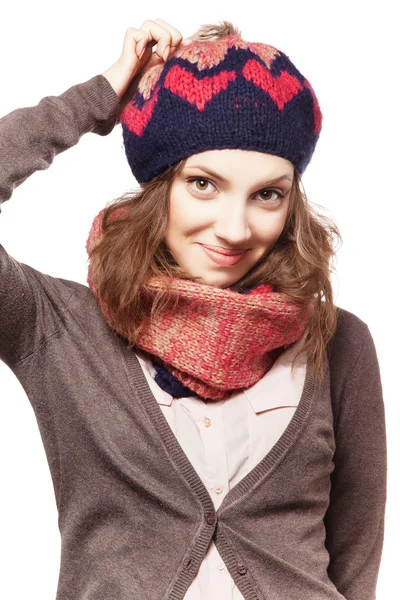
0;1;398;598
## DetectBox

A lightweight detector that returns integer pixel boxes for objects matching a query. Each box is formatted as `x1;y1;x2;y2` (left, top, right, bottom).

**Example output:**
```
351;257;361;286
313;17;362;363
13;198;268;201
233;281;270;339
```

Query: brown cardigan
0;74;387;600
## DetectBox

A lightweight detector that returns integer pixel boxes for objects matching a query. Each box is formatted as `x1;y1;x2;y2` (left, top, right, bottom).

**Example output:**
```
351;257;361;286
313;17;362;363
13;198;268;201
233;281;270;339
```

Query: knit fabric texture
86;206;311;401
119;31;323;183
151;283;263;398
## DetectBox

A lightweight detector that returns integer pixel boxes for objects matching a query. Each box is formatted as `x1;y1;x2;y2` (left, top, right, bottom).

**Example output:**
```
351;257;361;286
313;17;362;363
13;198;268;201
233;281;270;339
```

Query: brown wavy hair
88;20;343;385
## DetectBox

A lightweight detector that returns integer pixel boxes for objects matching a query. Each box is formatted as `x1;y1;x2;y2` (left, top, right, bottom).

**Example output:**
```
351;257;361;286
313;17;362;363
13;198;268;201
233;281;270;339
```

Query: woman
0;18;387;600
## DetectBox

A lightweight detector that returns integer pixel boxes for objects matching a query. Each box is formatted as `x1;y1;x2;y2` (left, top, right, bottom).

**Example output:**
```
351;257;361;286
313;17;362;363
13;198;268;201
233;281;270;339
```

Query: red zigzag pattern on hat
122;59;319;137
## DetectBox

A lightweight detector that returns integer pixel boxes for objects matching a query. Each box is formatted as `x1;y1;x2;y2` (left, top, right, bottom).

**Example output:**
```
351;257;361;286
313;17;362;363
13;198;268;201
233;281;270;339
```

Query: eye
255;189;285;204
186;177;216;194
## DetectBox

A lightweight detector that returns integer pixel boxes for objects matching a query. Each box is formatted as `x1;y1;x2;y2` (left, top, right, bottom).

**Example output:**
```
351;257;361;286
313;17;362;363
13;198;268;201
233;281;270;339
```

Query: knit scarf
86;208;311;401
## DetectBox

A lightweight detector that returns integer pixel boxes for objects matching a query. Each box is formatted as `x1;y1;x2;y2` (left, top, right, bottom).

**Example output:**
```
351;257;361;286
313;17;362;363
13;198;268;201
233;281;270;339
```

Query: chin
196;272;246;289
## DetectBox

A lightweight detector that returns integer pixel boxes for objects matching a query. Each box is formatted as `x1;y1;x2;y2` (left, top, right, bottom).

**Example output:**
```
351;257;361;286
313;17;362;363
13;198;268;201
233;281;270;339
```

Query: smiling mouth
199;244;248;267
200;244;247;256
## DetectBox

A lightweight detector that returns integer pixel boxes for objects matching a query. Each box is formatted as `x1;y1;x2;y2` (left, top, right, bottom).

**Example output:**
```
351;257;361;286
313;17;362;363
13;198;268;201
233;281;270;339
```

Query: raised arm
0;74;120;367
0;74;120;207
0;21;184;368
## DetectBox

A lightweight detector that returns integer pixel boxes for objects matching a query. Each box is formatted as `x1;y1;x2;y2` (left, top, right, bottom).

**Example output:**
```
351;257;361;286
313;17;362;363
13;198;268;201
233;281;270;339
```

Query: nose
213;203;252;246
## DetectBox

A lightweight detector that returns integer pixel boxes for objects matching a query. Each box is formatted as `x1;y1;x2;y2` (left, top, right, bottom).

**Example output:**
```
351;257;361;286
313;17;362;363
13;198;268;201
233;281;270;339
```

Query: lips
201;244;246;256
199;244;247;267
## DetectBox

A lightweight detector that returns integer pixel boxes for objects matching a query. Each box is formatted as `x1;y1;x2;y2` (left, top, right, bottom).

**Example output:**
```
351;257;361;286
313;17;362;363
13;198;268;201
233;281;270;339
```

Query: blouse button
217;562;225;571
215;485;223;494
204;416;211;427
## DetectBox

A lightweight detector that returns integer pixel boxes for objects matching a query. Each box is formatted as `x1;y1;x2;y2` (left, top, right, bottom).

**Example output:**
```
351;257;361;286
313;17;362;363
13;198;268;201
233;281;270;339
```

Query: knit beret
119;27;322;183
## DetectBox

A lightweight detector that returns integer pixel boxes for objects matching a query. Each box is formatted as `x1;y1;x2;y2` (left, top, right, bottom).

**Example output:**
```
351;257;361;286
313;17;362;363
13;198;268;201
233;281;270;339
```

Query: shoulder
331;305;370;349
327;304;378;391
34;269;118;346
22;262;92;307
18;261;103;328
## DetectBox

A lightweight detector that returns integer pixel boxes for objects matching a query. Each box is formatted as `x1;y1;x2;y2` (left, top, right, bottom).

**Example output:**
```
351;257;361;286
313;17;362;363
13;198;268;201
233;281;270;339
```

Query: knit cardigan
0;74;387;600
134;339;308;600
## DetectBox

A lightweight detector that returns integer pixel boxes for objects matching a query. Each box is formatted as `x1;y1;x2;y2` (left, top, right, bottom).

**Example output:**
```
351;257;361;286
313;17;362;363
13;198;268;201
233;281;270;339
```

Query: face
164;149;294;288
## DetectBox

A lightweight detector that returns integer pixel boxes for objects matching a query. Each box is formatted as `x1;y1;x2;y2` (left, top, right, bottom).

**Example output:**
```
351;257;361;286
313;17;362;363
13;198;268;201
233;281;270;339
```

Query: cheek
253;209;288;244
164;195;193;251
167;194;205;234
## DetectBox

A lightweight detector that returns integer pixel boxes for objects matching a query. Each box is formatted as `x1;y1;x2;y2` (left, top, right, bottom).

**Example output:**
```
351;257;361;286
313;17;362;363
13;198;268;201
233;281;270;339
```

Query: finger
153;18;183;51
138;19;174;61
138;48;164;75
122;27;151;60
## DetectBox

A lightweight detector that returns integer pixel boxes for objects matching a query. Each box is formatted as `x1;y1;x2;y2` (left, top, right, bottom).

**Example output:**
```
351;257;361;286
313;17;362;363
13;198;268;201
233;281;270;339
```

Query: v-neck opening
121;342;318;517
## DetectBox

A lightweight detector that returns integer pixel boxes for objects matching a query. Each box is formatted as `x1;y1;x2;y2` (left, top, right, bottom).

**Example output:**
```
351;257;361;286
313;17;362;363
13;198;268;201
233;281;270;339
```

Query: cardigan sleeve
0;74;120;367
324;324;387;600
0;74;119;206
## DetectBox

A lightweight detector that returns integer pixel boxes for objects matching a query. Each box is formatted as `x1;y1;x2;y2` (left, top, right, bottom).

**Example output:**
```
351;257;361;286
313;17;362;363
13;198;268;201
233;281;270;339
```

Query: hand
101;19;189;118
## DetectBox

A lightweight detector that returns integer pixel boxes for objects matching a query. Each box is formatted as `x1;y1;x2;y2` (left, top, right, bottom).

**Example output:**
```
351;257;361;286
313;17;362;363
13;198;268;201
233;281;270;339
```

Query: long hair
88;20;342;384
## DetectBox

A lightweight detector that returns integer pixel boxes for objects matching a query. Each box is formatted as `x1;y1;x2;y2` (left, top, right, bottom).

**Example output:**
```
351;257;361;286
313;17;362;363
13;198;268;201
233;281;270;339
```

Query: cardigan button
237;563;247;575
205;512;216;525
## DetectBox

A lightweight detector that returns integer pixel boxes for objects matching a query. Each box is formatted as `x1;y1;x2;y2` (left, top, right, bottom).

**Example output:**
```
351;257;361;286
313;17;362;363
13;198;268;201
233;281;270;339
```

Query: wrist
101;62;128;101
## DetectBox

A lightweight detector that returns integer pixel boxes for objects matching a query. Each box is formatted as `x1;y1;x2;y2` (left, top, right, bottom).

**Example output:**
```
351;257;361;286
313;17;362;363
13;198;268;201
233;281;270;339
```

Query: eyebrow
183;165;293;186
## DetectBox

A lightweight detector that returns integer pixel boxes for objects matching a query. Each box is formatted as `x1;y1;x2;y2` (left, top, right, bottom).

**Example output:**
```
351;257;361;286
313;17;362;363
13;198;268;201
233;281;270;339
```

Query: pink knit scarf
86;208;311;400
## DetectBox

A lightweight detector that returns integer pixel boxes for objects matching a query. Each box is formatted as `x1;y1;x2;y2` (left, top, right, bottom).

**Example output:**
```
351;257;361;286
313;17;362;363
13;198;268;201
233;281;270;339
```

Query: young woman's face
165;149;294;288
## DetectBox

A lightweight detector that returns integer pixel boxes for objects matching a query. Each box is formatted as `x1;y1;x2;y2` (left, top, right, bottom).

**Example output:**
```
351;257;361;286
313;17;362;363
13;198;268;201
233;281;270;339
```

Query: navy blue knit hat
120;22;322;184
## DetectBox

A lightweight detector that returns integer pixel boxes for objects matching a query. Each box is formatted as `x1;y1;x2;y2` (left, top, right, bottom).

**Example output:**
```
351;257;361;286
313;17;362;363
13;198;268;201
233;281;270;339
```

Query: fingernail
163;45;170;61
